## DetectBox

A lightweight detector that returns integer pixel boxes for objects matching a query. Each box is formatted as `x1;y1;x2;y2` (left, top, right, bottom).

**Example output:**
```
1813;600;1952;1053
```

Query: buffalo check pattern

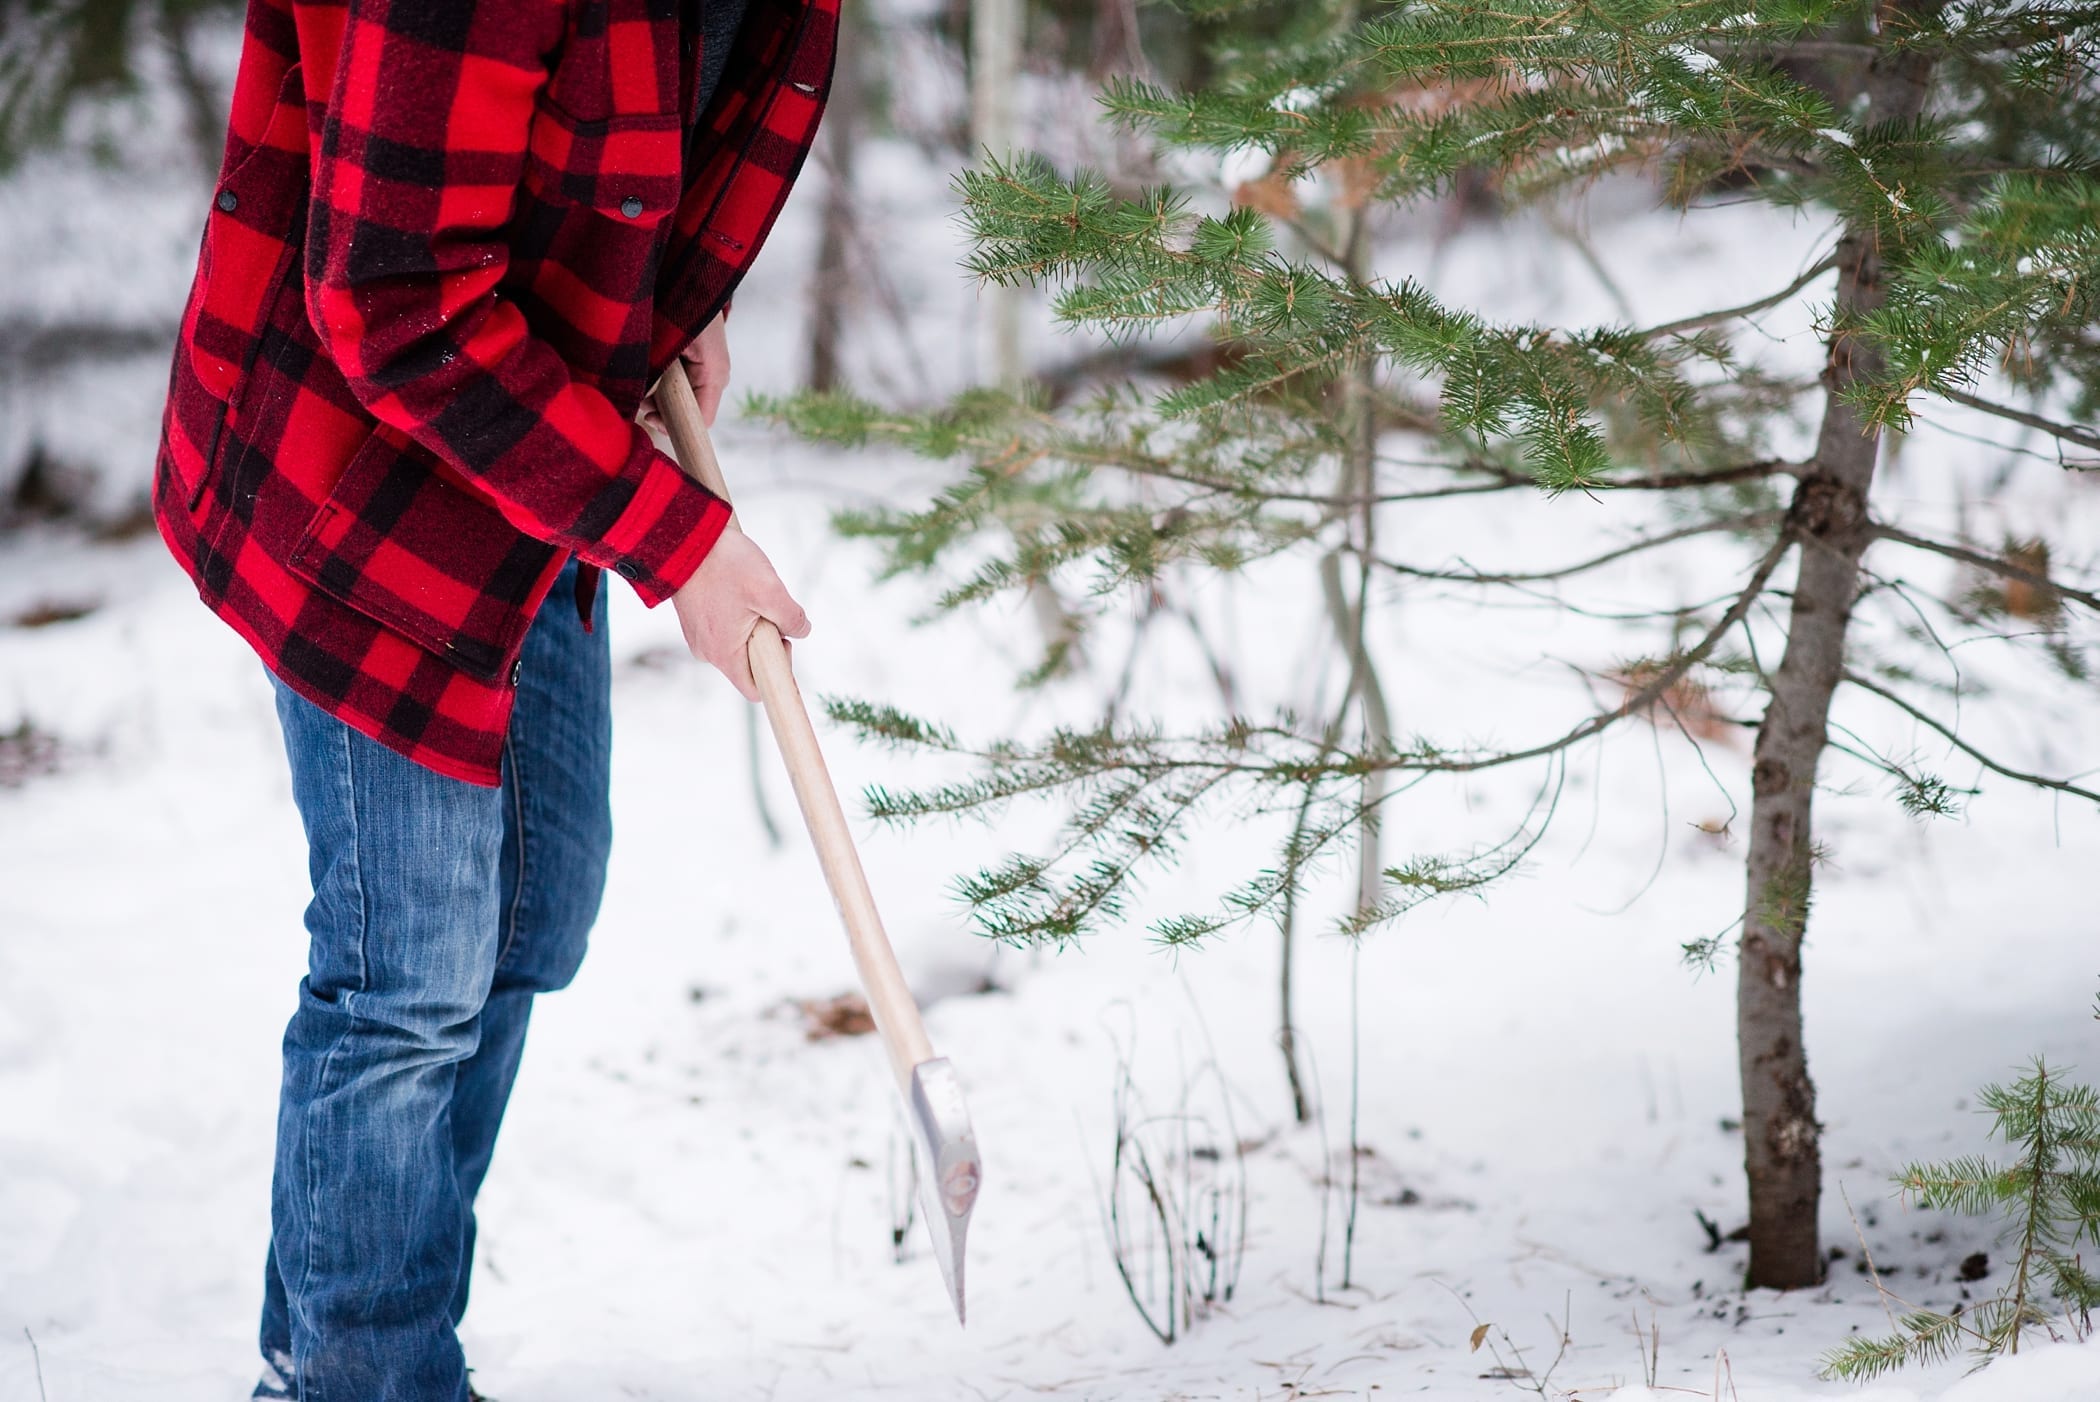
155;0;838;784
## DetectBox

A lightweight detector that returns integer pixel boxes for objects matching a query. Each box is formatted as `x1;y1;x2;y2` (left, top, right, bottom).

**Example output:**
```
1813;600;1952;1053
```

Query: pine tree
1820;1060;2100;1379
765;0;2100;1290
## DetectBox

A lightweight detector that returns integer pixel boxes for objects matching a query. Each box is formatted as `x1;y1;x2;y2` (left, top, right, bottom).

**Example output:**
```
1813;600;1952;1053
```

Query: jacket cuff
584;449;734;607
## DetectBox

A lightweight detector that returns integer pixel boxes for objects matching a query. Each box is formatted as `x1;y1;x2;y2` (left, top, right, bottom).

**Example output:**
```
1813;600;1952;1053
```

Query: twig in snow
1632;1299;1663;1386
1842;1181;1906;1334
1343;939;1363;1292
23;1327;46;1402
1309;1034;1333;1306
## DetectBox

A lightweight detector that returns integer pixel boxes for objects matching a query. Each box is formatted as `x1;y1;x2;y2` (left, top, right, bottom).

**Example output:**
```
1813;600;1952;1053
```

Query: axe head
907;1057;980;1324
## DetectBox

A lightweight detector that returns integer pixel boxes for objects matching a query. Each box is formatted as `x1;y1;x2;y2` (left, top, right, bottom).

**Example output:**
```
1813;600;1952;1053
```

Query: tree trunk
805;0;864;392
159;5;228;180
970;0;1024;386
1736;15;1934;1290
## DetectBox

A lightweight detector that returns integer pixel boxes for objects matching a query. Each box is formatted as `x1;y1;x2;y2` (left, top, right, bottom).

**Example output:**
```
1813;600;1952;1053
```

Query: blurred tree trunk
1090;0;1145;80
970;0;1022;387
805;0;865;391
158;1;228;178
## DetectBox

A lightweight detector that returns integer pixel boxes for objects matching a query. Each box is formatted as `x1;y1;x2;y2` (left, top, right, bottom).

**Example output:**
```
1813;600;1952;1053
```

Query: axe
649;367;981;1323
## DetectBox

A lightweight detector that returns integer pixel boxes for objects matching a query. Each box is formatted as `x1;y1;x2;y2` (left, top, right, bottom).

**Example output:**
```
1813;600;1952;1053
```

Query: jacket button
510;658;523;686
216;188;238;212
619;195;644;219
614;561;641;580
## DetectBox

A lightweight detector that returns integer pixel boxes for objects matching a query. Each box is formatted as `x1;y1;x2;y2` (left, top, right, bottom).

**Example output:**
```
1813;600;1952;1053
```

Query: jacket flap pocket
287;427;562;682
524;101;684;225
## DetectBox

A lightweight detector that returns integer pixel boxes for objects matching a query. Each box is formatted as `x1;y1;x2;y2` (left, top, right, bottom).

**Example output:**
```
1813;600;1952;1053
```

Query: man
151;0;837;1394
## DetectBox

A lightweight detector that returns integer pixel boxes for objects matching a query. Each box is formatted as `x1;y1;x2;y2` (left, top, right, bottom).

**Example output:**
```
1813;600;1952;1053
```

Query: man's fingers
687;357;726;427
757;579;811;639
669;519;802;700
720;625;761;702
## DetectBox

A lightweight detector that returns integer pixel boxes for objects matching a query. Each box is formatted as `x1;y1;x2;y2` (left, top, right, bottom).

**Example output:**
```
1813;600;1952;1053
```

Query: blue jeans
260;561;611;1400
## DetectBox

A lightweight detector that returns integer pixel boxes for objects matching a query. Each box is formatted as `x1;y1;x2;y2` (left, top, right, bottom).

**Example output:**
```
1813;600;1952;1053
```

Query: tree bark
158;5;228;181
1736;9;1934;1290
970;0;1024;386
805;0;864;392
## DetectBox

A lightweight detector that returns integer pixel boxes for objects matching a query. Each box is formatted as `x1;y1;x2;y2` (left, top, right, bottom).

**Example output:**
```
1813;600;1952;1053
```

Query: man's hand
639;313;732;436
671;529;810;701
638;312;806;700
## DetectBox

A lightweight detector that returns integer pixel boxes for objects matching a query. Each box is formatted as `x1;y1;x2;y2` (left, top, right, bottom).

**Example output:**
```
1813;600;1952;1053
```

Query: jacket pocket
521;96;683;226
510;99;684;395
191;61;308;404
178;59;308;511
286;426;564;683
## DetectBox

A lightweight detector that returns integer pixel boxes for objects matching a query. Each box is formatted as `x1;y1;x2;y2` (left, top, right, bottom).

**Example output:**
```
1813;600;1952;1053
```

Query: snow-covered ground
4;36;2100;1401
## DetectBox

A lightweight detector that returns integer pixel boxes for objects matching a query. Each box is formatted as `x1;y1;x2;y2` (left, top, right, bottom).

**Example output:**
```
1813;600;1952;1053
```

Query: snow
4;32;2100;1402
1665;45;1721;75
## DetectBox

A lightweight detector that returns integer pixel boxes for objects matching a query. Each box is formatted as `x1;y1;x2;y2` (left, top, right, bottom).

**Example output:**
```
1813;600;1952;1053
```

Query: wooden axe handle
650;369;936;1087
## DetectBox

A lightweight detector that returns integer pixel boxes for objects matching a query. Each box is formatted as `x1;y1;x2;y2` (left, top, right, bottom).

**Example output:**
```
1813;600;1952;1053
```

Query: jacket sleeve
304;0;728;607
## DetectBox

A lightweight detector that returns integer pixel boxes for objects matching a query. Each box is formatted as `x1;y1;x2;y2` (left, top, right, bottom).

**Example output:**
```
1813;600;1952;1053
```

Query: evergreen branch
1897;1154;2017;1216
1340;761;1563;937
2009;1064;2058;1353
1819;1309;1977;1381
1840;672;2100;804
1871;524;2100;613
1937;387;2100;455
1819;717;1976;820
1368;511;1782;585
1637;256;1840;340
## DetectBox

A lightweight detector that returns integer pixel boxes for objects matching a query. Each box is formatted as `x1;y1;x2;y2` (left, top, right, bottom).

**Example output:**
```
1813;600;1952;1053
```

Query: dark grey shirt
689;0;755;164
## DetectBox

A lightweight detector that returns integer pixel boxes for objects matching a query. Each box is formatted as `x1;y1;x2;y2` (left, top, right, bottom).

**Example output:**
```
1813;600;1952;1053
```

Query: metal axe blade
908;1057;980;1323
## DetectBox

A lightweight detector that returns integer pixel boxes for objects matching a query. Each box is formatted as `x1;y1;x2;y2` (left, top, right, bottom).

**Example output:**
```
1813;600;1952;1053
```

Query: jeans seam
295;717;368;1402
495;729;529;972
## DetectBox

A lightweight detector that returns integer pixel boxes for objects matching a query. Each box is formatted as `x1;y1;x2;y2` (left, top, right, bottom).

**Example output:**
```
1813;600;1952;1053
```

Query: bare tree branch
1370;511;1782;585
1842;670;2100;804
1699;39;1881;61
1638;257;1839;340
1277;534;1792;777
1095;454;1796;508
1595;459;1804;491
1937;387;2100;455
1384;458;1801;501
1871;524;2100;613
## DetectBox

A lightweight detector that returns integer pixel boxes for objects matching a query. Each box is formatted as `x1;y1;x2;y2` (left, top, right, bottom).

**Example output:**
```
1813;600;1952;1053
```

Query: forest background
2;0;2098;1398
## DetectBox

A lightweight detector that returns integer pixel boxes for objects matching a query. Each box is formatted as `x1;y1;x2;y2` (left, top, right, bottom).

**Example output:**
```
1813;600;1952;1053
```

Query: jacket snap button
614;560;641;580
510;658;523;686
620;196;644;219
216;188;238;212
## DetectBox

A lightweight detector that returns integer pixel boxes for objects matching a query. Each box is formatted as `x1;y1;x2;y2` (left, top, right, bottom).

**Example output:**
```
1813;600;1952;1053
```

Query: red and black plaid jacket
154;0;837;784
